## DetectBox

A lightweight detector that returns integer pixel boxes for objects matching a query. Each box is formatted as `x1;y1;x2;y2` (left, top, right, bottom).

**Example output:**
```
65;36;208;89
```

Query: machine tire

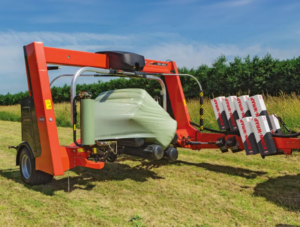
107;153;117;162
19;147;53;185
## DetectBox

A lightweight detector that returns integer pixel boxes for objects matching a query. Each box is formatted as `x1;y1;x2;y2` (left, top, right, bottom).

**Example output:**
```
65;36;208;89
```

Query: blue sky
0;0;300;94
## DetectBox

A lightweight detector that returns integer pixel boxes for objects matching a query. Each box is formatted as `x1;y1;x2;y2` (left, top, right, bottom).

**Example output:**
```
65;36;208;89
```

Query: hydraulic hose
190;122;240;136
192;121;300;138
73;95;83;147
271;132;300;138
190;122;225;134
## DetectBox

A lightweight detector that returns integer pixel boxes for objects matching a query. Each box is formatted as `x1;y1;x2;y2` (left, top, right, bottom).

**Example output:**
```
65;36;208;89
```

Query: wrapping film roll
80;99;95;145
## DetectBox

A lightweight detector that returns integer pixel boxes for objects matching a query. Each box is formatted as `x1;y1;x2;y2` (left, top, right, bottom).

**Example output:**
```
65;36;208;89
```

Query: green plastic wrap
80;99;95;145
94;89;177;149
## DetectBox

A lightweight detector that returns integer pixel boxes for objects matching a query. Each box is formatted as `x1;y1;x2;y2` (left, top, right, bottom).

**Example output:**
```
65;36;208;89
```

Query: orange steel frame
24;42;299;176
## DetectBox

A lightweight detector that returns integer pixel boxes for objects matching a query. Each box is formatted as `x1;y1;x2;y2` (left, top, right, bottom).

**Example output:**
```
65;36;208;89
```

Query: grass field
1;94;300;132
1;95;300;226
0;120;300;226
0;102;75;127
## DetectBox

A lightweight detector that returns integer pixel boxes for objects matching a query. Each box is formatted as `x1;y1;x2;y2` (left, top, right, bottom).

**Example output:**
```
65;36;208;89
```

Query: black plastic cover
226;136;243;153
96;51;145;72
21;96;41;158
216;137;228;153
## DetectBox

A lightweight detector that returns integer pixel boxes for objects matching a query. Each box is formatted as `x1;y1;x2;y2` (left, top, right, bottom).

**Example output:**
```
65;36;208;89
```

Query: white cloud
0;31;133;75
142;42;300;68
153;0;200;5
153;0;252;7
0;31;131;45
0;31;299;95
229;0;253;7
0;31;135;94
210;0;253;8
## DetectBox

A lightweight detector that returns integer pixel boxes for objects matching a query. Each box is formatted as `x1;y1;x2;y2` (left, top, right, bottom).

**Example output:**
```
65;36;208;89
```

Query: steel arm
50;71;167;124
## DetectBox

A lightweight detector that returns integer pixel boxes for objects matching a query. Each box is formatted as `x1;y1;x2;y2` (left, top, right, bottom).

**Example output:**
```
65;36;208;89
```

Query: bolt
49;118;53;122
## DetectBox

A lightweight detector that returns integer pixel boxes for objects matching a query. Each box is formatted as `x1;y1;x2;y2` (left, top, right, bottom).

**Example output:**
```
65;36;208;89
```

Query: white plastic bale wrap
94;89;177;149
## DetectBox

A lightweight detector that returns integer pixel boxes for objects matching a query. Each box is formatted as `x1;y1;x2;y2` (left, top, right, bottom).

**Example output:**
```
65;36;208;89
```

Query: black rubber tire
107;153;117;162
19;147;53;185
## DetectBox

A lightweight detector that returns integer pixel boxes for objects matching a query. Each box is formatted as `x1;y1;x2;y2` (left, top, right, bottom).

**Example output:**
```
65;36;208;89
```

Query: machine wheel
19;147;53;185
107;153;117;162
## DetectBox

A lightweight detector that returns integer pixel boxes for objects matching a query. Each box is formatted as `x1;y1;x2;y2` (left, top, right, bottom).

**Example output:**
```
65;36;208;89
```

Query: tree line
1;54;300;105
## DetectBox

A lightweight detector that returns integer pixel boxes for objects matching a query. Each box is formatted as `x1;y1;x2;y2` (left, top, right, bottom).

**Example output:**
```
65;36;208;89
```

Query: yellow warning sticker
183;99;187;106
45;99;52;110
78;148;84;153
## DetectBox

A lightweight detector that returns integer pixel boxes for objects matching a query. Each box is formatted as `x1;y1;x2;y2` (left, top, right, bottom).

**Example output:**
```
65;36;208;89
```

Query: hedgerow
1;54;300;105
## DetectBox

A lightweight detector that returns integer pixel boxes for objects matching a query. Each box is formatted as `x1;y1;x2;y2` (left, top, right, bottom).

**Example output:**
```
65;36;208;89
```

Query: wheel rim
21;155;31;179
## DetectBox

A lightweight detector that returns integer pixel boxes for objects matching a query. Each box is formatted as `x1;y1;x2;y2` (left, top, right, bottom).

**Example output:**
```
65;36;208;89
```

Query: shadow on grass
0;162;163;196
138;159;267;179
254;174;300;212
139;159;300;212
276;225;300;227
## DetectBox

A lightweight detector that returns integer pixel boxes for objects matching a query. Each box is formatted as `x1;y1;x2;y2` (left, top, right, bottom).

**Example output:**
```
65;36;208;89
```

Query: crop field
0;97;300;226
1;94;300;132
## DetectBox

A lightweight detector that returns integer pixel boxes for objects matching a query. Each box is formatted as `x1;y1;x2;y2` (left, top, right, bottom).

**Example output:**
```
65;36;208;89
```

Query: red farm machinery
10;42;300;185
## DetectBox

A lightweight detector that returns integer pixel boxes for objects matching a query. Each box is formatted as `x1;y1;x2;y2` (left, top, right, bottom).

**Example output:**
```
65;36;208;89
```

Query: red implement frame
24;42;298;176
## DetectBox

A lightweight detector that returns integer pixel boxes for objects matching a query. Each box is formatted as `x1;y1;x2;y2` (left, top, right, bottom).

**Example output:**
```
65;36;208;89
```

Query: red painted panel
64;146;105;170
44;46;108;68
25;42;64;176
60;146;70;172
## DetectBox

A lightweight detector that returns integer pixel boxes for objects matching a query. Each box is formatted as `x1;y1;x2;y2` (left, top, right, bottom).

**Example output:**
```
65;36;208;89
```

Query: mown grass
0;120;300;226
1;94;300;132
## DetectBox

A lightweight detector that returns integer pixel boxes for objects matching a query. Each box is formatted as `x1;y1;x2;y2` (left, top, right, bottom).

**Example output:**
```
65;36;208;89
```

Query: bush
1;54;300;106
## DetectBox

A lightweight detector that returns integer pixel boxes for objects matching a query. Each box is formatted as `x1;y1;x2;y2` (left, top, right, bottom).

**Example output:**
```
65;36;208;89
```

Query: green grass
0;120;300;226
1;95;300;226
0;102;77;128
0;111;21;122
2;94;300;132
